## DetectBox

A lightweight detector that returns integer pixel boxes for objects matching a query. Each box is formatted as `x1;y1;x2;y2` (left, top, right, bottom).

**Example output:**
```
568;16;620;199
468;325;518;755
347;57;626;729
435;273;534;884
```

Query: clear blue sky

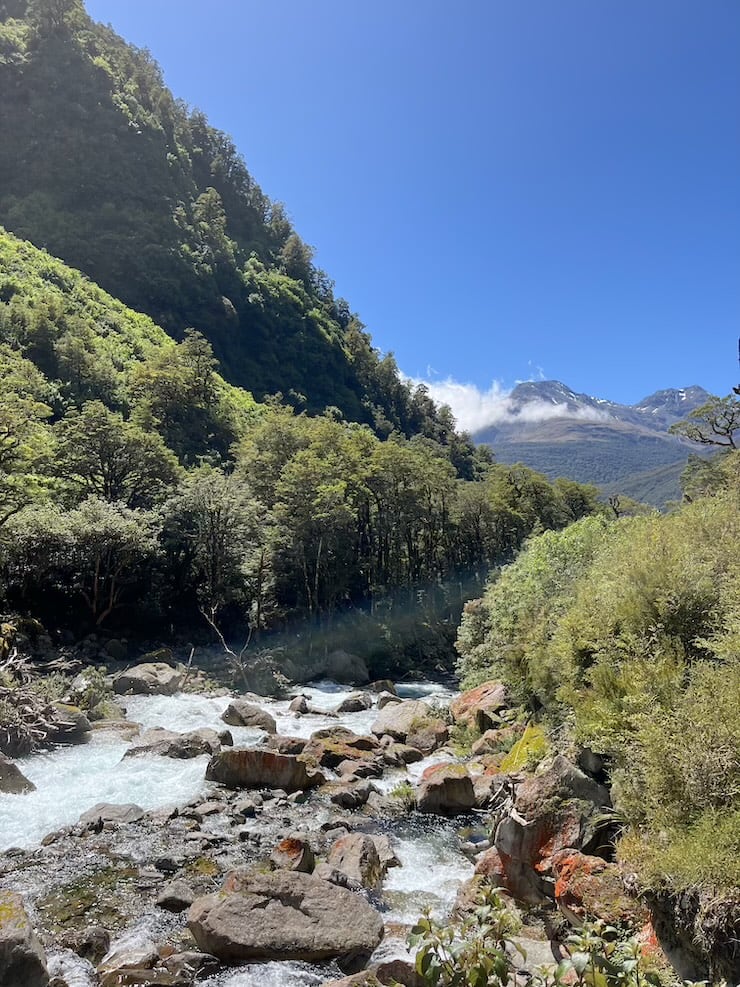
86;0;740;414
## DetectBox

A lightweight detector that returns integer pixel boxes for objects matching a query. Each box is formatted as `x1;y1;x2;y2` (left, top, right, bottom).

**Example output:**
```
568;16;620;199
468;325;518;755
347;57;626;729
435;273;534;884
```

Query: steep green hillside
0;0;463;449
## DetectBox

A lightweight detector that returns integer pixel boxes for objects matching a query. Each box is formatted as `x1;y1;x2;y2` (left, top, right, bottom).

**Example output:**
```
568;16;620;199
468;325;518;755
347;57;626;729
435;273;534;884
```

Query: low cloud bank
409;376;612;434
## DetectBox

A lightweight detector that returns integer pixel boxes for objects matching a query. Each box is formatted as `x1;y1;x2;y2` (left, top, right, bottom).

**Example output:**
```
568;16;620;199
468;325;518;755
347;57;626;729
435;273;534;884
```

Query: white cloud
407;375;612;434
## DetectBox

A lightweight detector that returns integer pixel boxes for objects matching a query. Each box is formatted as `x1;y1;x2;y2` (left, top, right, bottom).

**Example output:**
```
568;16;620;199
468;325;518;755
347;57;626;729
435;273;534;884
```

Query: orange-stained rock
270;836;315;873
551;849;648;928
205;748;325;792
450;681;509;730
417;762;475;815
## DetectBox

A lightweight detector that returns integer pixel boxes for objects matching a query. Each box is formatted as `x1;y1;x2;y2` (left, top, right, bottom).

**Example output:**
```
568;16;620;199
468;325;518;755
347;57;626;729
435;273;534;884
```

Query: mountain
0;0;472;461
473;381;713;504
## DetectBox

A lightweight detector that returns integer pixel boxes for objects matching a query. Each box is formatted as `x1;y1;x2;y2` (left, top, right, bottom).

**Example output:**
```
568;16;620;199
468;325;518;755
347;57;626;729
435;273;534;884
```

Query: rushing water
1;679;470;987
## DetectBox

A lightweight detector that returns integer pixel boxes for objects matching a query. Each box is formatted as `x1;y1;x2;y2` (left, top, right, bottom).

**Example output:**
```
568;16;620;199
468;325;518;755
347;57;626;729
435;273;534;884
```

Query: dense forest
0;0;485;443
0;228;605;672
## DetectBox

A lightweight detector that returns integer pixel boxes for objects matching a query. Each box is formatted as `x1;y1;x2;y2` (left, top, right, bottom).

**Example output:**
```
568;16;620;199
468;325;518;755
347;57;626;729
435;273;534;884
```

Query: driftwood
0;649;82;756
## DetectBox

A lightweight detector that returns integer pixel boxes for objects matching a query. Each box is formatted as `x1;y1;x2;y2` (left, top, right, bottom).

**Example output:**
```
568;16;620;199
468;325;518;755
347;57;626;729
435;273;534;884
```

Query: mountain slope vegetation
0;0;466;448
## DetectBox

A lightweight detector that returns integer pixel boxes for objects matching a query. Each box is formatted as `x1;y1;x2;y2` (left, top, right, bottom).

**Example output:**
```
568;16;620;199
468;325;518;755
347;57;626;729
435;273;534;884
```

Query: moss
499;723;548;772
37;865;138;932
184;856;220;878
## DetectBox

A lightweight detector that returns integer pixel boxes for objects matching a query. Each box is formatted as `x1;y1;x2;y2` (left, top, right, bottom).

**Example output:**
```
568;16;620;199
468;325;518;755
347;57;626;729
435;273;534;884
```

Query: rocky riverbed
0;662;696;986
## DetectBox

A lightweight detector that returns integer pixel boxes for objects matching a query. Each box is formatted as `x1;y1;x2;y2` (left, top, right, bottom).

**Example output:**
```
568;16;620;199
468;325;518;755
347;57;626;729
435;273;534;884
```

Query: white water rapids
2;680;473;987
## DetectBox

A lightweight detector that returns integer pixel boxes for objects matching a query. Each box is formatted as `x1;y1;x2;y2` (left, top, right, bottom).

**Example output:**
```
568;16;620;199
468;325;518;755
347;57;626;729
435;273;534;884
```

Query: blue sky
86;0;740;429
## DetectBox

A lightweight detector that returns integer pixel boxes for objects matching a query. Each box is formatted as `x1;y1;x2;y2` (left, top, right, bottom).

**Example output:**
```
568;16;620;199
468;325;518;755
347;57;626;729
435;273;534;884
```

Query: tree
669;394;740;449
54;401;181;507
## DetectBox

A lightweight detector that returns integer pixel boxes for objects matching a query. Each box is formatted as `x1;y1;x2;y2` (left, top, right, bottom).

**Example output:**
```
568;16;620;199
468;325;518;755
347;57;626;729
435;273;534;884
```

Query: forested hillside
0;227;605;672
0;0;467;444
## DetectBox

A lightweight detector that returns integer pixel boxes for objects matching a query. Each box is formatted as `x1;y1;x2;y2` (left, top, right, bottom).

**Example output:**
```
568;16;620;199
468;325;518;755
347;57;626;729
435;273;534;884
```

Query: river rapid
1;679;475;987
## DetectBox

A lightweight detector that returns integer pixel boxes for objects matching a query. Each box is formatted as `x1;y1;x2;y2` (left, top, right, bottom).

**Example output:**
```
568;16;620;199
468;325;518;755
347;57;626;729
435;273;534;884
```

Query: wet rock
369;834;400;871
163;951;220;979
0;753;36;793
328;779;374;809
551;850;648;928
48;704;92;743
60;925;110;964
113;662;183;696
262;734;308;755
221;699;276;733
125;727;220;759
79;803;145;826
303;728;380;769
234;794;262;818
336;692;373;713
376;691;402;710
289;695;309;713
188;869;383;966
325;832;385;890
337;759;383;779
323;961;423;986
450;680;509;731
0;890;49;987
270;835;315;873
205;748;325;792
417;762;476;815
218;729;233;746
156;879;196;913
406;719;449;754
382;742;424;766
368;680;398;696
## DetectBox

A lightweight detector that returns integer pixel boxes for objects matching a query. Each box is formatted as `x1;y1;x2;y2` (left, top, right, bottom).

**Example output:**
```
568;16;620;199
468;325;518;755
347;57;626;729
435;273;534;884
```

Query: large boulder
221;699;276;733
303;728;380;769
371;700;442;742
450;680;509;731
205;748;325;792
0;890;48;987
417;763;476;815
324;833;385;890
188;870;383;967
0;754;35;794
113;662;183;696
335;692;373;714
551;850;648;929
479;755;612;905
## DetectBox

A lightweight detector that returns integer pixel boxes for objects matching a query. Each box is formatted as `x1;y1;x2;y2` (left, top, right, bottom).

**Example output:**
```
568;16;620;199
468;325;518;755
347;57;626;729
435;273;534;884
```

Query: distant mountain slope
473;381;713;504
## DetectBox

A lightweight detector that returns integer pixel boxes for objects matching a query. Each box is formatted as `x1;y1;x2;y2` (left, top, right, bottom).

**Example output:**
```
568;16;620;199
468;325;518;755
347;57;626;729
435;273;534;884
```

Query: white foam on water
0;734;208;850
122;692;265;746
382;826;473;924
198;960;338;986
47;950;96;987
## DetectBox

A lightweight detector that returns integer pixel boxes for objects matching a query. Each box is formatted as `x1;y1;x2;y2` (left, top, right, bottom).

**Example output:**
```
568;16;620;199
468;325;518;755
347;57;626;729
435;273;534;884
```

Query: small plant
389;780;417;810
408;888;523;986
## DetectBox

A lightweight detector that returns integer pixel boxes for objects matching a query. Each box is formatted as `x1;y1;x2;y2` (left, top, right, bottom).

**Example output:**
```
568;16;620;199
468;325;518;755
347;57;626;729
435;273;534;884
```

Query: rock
551;850;649;929
577;747;605;776
163;951;220;979
289;695;309;713
79;803;145;826
471;725;522;757
336;692;373;713
156;880;196;913
337;759;383;779
326;832;385;890
368;680;398;696
113;663;183;696
0;753;35;794
263;734;308;755
104;639;127;661
369;834;400;871
482;755;612;905
221;699;276;733
97;936;159;985
0;890;48;987
371;699;439;741
382;742;423;766
48;703;92;742
323;961;423;987
376;691;402;709
417;763;476;815
188;870;383;966
450;680;509;731
60;926;110;964
406;719;449;754
205;748;325;792
328;780;374;809
303;728;380;769
126;727;221;759
218;729;233;746
270;835;315;873
324;650;370;685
